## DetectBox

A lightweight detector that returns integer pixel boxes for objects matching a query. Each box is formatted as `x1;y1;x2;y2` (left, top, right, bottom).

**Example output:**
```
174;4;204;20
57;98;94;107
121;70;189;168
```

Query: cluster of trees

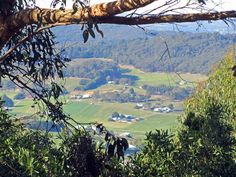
143;84;194;100
64;59;121;79
93;88;149;103
65;59;123;90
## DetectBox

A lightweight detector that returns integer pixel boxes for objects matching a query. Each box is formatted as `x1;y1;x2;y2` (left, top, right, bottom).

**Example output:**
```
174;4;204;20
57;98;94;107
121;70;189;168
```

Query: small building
82;94;91;99
136;103;143;108
120;132;133;138
179;80;187;85
125;144;140;156
162;106;172;113
3;106;14;111
108;113;137;123
153;107;163;112
76;95;82;99
153;106;172;113
107;81;115;84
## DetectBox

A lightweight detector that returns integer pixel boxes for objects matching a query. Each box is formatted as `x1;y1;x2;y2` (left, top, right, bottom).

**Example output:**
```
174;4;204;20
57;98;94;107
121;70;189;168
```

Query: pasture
0;65;207;138
63;100;178;135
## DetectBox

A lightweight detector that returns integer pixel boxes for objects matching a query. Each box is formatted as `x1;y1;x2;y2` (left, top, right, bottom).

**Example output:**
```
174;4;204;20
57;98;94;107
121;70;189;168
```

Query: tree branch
97;10;236;25
6;0;156;30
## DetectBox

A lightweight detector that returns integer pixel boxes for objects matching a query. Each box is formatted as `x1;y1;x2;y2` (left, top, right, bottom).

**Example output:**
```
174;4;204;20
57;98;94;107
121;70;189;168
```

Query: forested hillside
64;59;122;90
54;25;236;74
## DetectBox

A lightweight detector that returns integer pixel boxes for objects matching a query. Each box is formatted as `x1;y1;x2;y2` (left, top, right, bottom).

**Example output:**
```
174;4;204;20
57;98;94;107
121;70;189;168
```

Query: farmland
0;64;207;139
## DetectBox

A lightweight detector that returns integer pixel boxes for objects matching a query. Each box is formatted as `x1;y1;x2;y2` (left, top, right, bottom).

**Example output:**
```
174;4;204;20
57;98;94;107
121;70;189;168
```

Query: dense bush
0;105;107;176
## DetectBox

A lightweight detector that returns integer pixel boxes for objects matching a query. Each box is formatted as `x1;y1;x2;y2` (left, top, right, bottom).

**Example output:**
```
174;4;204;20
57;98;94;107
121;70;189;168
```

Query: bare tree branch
97;10;236;25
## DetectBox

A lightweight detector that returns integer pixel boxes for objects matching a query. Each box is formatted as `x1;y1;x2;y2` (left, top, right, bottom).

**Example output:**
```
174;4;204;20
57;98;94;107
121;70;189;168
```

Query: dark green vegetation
55;25;236;74
143;84;194;100
1;50;235;177
64;59;122;90
123;53;236;176
0;106;107;176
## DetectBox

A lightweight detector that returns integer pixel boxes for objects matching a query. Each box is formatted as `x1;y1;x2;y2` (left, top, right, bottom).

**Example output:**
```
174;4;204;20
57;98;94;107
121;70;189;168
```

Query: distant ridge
54;24;236;74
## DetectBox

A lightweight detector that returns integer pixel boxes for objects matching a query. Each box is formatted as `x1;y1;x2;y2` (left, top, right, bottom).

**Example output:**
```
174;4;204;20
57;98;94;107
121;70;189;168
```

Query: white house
162;106;172;113
82;94;91;99
136;103;143;108
107;81;115;84
153;107;172;113
120;132;133;138
125;144;140;156
153;107;163;112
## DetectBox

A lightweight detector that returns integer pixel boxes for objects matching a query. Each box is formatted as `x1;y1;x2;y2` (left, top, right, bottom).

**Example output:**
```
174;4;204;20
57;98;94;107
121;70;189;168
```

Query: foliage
0;0;72;124
125;52;236;176
185;52;236;120
0;103;109;177
143;84;194;100
0;98;133;176
0;103;62;176
65;59;122;90
57;25;235;74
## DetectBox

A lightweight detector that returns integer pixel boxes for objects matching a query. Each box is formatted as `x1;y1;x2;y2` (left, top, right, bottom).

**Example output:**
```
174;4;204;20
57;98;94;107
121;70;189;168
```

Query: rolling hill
53;24;236;74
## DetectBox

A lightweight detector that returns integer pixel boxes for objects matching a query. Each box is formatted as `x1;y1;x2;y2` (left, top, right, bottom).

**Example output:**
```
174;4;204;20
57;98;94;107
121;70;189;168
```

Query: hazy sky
36;0;236;11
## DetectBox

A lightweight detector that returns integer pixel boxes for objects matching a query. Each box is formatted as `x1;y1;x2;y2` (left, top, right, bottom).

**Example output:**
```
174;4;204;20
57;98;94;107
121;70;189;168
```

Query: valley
0;61;207;141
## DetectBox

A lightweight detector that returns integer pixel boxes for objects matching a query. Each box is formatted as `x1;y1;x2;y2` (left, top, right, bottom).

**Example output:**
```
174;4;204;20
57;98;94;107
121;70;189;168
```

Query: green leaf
88;22;93;29
88;28;95;38
83;30;89;43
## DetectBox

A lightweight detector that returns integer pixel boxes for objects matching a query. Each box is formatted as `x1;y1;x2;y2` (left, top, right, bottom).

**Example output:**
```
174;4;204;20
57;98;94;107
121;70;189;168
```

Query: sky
36;0;236;11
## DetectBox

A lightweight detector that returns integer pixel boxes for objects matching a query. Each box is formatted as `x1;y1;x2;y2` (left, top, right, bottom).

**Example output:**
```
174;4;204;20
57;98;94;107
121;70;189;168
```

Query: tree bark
97;11;236;25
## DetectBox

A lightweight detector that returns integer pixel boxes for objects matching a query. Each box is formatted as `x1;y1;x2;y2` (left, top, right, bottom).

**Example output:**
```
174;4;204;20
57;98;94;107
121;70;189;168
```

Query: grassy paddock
64;100;178;134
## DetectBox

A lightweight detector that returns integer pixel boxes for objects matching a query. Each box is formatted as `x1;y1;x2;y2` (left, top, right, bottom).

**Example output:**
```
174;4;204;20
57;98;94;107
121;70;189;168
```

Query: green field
0;66;207;139
126;66;207;87
2;96;179;137
63;100;178;135
48;65;208;93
